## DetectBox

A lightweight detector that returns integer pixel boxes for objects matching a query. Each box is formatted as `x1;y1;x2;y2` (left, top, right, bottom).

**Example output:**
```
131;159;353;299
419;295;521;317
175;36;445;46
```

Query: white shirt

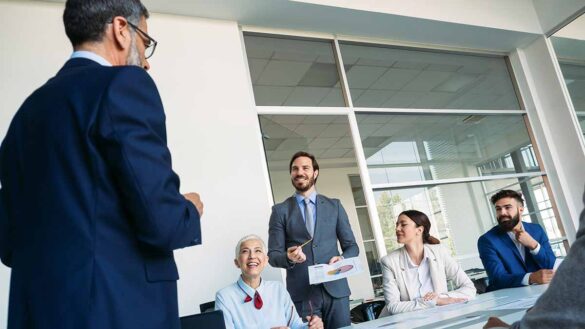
70;50;112;66
403;250;436;304
506;223;541;285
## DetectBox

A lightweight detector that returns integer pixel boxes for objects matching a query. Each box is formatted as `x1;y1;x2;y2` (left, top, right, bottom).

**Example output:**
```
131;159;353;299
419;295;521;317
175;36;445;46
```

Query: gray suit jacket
510;188;585;328
268;194;359;302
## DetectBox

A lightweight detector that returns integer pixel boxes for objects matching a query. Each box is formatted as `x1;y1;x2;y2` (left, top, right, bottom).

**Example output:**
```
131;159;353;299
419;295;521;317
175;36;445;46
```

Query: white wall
147;13;283;316
269;166;375;300
0;1;281;324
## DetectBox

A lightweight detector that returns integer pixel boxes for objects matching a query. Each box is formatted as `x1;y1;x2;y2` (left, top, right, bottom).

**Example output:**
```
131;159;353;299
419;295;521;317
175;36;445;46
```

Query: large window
244;32;565;299
340;42;520;110
356;113;540;185
245;34;345;107
349;175;383;297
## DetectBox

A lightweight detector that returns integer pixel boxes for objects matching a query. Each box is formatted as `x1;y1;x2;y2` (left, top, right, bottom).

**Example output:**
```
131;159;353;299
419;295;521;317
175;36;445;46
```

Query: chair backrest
180;310;226;329
199;301;216;313
350;300;386;323
464;268;488;294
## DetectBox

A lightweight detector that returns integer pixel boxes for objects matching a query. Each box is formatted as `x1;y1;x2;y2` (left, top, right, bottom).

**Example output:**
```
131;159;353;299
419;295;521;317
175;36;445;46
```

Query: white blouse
403;250;435;300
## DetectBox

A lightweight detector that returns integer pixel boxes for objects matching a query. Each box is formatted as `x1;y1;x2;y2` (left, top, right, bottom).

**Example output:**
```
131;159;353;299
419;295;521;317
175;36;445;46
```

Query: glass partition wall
244;32;565;298
550;13;585;139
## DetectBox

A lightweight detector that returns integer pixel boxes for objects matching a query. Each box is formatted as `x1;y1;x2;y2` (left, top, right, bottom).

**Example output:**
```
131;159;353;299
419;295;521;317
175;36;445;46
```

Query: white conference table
342;284;548;329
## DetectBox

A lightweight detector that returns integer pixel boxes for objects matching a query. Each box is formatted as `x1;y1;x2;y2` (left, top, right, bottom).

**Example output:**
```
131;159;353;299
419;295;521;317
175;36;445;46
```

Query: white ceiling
40;0;542;52
38;0;585;51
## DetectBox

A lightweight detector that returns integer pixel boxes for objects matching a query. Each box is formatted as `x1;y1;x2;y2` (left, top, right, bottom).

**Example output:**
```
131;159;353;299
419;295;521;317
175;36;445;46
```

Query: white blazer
379;244;476;316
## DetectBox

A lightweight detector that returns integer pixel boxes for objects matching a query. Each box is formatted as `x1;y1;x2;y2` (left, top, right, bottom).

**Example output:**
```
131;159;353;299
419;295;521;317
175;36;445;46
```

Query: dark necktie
304;197;315;237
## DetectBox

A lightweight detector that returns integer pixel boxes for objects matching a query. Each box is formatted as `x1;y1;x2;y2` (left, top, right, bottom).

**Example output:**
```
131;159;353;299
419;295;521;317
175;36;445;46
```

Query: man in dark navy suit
268;151;358;329
0;1;203;328
478;190;556;292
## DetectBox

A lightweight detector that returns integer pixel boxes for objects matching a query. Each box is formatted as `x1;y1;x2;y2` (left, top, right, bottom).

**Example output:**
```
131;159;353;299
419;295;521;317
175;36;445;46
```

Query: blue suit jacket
477;221;555;291
268;194;359;302
0;58;201;329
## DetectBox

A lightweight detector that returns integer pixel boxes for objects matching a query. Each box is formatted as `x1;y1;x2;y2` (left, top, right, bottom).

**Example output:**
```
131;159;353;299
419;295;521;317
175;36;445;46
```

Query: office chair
350;300;386;323
464;268;489;294
180;310;225;329
199;301;216;313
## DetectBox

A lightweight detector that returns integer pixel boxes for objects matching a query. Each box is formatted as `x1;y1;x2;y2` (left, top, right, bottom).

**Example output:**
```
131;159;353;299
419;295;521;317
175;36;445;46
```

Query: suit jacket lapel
399;249;415;299
426;245;445;293
288;196;312;241
314;194;326;241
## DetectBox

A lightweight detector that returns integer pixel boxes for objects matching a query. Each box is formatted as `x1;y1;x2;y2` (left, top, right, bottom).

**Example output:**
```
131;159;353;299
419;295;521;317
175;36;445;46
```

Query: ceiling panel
283;87;330;106
253;85;293;106
309;137;340;149
354;89;394;107
402;71;453;92
257;60;313;86
370;68;419;90
294;123;330;137
346;65;387;89
319;124;351;138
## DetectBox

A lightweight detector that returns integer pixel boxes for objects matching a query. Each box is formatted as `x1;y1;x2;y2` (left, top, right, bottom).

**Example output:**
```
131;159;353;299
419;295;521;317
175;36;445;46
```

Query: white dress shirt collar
70;50;112;66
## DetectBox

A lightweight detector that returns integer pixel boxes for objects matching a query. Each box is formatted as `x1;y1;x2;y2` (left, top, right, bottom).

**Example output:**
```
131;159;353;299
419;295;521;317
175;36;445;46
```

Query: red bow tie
244;291;263;310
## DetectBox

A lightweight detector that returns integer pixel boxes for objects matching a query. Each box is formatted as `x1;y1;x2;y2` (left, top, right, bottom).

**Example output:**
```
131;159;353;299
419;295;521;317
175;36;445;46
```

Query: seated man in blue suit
0;1;204;328
478;190;555;292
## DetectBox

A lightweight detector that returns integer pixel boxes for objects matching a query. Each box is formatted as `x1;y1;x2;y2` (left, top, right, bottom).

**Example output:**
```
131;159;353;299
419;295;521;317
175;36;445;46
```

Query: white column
509;36;585;242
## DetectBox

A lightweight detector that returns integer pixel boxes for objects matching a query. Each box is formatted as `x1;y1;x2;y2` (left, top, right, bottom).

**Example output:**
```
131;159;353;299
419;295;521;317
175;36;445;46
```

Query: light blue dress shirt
70;50;112;66
295;191;317;224
215;277;307;329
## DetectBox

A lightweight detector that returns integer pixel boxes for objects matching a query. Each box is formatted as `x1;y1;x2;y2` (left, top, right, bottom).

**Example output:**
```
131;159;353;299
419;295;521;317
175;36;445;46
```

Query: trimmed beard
291;174;315;193
497;213;520;232
126;32;141;67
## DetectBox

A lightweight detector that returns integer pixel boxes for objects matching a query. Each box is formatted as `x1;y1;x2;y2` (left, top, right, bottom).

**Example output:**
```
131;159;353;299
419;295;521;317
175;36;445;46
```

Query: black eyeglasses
127;21;158;59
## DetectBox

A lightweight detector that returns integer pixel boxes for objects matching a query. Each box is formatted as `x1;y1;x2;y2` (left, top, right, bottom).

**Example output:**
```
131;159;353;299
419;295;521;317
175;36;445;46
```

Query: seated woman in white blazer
379;210;476;316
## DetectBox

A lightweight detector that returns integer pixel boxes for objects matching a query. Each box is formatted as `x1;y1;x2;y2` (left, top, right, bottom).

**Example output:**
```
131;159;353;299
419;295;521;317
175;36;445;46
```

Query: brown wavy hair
400;210;440;244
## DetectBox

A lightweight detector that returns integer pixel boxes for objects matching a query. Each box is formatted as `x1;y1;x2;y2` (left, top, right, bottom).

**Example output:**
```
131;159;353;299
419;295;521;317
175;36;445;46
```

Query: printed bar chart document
308;257;363;284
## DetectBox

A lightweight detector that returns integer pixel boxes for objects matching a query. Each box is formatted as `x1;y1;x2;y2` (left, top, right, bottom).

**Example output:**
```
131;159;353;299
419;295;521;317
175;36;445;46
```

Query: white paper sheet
489;296;539;311
308;257;363;284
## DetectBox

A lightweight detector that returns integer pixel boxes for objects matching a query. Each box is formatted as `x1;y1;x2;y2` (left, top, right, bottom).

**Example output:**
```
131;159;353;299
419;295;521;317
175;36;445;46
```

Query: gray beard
126;33;141;67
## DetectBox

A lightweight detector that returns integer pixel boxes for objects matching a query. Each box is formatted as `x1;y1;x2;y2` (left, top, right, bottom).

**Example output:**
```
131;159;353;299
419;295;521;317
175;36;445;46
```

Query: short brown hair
289;151;319;171
490;189;524;205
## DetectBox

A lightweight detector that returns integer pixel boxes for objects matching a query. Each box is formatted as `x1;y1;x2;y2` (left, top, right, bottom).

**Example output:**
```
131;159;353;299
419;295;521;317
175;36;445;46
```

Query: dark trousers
294;285;350;329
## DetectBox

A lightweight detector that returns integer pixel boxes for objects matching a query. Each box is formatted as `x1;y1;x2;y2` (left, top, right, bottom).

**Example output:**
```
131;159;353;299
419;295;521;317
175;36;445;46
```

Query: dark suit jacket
477;221;555;291
268;194;359;302
0;58;201;329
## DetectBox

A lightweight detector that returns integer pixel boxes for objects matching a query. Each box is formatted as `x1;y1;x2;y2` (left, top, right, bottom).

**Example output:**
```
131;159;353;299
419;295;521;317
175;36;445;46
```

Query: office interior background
1;0;585;325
